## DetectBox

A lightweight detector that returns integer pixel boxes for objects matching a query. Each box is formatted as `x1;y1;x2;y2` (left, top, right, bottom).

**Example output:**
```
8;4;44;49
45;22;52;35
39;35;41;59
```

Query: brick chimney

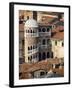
33;11;37;21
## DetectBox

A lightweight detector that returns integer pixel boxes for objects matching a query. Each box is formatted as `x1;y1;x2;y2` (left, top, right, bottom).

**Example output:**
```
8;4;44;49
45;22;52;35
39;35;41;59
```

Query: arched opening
42;39;45;45
42;52;46;60
42;28;46;32
47;52;50;58
28;30;29;33
31;30;32;33
62;42;64;47
40;72;45;76
39;28;41;32
39;53;41;61
47;27;50;32
31;46;32;50
28;47;30;50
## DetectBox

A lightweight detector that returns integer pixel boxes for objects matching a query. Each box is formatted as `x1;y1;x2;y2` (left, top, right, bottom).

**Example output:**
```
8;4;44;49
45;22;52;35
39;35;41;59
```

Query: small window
31;46;32;50
47;52;50;58
42;39;45;45
39;28;41;32
31;56;32;59
19;73;22;77
28;30;29;33
28;57;30;60
22;40;24;45
28;47;30;50
55;41;57;46
31;30;32;33
27;16;29;20
47;28;49;32
22;15;24;19
40;72;45;76
42;28;46;32
62;42;64;47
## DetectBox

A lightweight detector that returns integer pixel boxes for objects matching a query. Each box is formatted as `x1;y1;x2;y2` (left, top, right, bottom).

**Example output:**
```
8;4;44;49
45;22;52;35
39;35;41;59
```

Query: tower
24;19;39;63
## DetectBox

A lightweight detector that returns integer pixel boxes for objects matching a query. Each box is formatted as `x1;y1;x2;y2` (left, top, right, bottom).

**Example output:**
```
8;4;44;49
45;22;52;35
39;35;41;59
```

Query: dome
25;19;38;27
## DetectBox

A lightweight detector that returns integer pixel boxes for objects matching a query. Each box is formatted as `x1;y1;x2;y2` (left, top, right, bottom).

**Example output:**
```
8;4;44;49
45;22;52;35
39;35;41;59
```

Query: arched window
39;28;41;32
42;39;45;45
31;30;32;33
47;27;50;32
22;40;24;45
28;30;29;33
27;16;29;20
28;57;30;60
39;53;41;61
42;28;46;32
42;52;46;59
55;41;57;46
47;52;50;58
40;72;45;76
51;52;53;58
62;42;64;47
31;46;32;50
28;47;30;50
31;56;32;59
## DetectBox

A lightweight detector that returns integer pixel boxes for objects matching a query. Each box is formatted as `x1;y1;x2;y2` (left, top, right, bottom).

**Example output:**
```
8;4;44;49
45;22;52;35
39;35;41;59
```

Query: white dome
25;19;38;27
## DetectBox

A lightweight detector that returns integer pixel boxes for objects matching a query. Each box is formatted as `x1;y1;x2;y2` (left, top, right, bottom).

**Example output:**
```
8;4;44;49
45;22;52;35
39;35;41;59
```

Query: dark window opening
55;64;60;68
31;46;32;50
22;40;24;45
42;39;45;45
40;72;45;76
19;73;22;77
51;52;53;58
28;47;30;50
28;57;30;60
31;30;32;33
42;28;46;32
39;28;41;32
27;16;29;20
47;28;50;32
47;52;50;58
31;56;32;59
28;30;29;33
55;41;57;46
39;53;41;61
62;42;64;47
22;15;24;19
19;58;24;64
42;52;46;59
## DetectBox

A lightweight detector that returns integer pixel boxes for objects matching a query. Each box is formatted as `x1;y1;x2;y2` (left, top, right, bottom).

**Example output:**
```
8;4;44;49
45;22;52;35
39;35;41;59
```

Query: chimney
33;11;37;20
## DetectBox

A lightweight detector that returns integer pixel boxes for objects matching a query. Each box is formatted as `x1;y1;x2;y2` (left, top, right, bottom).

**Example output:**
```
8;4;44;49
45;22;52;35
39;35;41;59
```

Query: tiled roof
51;26;64;40
19;58;62;73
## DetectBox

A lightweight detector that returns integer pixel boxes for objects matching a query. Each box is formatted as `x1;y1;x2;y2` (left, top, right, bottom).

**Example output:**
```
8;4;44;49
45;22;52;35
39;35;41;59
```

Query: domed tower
24;19;39;63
